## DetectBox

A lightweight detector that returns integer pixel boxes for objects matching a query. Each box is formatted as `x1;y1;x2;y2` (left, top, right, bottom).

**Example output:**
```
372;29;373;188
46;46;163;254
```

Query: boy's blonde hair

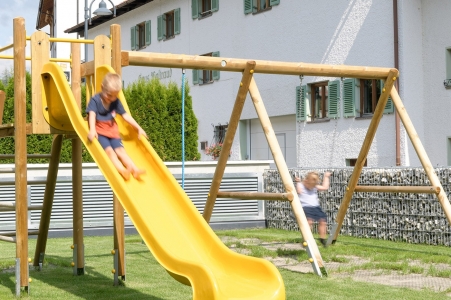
102;73;122;92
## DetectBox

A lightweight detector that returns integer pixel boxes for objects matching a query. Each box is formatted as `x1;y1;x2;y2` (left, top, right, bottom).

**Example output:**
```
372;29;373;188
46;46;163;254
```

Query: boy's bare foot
132;168;146;180
119;169;131;181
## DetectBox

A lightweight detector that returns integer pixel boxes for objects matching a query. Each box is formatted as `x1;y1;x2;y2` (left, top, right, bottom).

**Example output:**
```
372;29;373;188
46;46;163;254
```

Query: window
158;8;181;41
342;78;394;118
445;47;451;88
130;20;151;50
296;80;339;122
356;79;394;117
310;81;328;121
346;158;367;167
192;0;219;19
193;51;220;85
213;124;228;144
200;141;208;151
244;0;280;14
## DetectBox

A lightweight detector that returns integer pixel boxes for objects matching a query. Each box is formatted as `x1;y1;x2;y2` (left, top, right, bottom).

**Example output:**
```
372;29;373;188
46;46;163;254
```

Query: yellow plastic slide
40;62;285;299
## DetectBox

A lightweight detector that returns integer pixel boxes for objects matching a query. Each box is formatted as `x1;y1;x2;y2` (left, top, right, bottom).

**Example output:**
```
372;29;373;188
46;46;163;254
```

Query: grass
0;228;449;299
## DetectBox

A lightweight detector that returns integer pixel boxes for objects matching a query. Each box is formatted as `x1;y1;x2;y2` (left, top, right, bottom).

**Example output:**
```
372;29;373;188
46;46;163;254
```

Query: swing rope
181;69;186;189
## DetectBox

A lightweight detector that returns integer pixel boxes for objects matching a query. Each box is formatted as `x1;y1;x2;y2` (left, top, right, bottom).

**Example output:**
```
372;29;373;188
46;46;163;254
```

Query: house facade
57;0;451;168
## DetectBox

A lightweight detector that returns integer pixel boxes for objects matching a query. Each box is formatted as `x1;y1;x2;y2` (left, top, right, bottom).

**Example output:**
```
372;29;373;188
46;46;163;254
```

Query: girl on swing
294;171;331;247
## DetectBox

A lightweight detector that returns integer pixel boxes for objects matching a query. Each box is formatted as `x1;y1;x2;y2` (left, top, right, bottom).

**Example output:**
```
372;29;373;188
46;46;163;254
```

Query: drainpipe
393;0;401;166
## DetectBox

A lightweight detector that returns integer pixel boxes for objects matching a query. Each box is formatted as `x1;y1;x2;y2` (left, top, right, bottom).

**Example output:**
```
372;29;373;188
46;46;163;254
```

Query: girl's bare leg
115;147;145;179
105;147;130;180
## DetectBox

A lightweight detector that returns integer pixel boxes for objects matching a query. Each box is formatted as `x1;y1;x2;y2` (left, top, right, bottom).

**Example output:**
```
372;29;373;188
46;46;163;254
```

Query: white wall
84;0;450;167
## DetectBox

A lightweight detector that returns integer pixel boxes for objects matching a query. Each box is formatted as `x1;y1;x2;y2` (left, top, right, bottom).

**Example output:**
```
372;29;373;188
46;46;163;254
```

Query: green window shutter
328;80;340;119
384;96;394;114
193;69;199;85
212;0;219;12
343;78;356;118
212;51;220;80
296;85;306;122
244;0;253;14
270;0;280;6
175;8;181;35
380;80;394;114
192;0;199;19
130;26;136;50
145;20;151;46
157;15;163;40
198;69;204;84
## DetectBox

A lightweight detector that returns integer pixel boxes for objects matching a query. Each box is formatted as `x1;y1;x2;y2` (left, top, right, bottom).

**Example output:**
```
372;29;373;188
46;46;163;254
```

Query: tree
124;78;200;161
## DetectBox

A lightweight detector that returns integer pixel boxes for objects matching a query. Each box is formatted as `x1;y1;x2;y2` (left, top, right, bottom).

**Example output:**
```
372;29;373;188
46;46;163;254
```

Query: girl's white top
297;182;319;207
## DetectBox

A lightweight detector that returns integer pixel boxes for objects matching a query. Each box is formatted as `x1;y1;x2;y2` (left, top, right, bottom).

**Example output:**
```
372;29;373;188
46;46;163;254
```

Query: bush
0;73;199;163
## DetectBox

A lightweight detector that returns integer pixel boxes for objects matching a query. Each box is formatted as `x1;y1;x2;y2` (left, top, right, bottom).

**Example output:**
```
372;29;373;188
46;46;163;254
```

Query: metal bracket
303;239;324;277
39;252;44;271
113;249;118;286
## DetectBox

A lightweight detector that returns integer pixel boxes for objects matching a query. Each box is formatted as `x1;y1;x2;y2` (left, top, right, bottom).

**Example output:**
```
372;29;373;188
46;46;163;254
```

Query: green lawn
0;229;449;299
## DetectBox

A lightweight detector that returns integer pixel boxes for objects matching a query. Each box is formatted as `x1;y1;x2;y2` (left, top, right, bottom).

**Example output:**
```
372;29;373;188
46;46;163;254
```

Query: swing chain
299;75;304;87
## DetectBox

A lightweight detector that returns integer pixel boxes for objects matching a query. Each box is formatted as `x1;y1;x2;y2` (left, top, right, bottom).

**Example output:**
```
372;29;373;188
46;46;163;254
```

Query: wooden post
0;90;5;124
111;24;126;279
390;87;451;225
13;17;28;289
330;70;399;243
248;77;325;273
203;62;256;222
71;42;85;275
30;31;50;134
33;135;63;267
94;35;111;92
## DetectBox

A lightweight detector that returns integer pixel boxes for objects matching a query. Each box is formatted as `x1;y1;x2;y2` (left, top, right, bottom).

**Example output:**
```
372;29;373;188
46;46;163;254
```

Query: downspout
393;0;401;165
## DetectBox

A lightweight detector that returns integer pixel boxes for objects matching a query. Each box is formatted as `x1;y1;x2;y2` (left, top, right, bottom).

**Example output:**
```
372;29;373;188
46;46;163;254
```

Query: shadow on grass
0;254;169;300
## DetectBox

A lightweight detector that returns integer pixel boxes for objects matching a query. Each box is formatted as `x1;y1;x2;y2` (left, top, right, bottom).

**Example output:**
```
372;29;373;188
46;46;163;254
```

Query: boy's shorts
98;135;123;150
302;206;327;222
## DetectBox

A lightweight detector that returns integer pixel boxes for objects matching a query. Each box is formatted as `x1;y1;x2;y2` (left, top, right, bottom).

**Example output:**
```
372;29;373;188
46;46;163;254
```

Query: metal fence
264;167;451;246
0;163;265;235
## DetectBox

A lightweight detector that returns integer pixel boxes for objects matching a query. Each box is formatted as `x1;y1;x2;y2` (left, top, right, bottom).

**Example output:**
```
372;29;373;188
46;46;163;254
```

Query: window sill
252;7;272;15
199;11;212;20
307;118;331;124
163;35;175;41
356;115;373;120
199;80;214;86
136;46;147;51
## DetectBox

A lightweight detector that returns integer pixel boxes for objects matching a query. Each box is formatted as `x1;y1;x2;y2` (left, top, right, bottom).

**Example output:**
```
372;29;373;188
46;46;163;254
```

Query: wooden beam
331;70;399;244
80;61;95;77
13;16;28;288
248;77;325;274
390;86;451;227
217;191;293;201
0;235;16;243
126;51;393;79
121;51;129;67
33;135;63;267
203;61;256;223
0;231;39;236
354;185;440;194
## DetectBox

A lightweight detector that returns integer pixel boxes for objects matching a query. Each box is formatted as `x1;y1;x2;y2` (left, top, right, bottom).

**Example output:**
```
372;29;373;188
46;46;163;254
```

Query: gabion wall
264;167;451;246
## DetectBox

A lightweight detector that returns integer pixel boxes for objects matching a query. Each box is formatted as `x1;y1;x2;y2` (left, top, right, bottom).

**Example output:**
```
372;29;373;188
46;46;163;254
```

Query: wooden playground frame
2;16;451;295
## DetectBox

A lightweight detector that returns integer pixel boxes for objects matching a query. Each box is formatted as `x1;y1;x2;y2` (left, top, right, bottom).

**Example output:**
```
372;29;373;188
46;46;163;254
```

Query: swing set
2;16;451;298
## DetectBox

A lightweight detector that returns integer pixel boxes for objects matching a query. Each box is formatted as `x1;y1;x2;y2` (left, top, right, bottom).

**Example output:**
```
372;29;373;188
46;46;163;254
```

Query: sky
0;0;43;75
